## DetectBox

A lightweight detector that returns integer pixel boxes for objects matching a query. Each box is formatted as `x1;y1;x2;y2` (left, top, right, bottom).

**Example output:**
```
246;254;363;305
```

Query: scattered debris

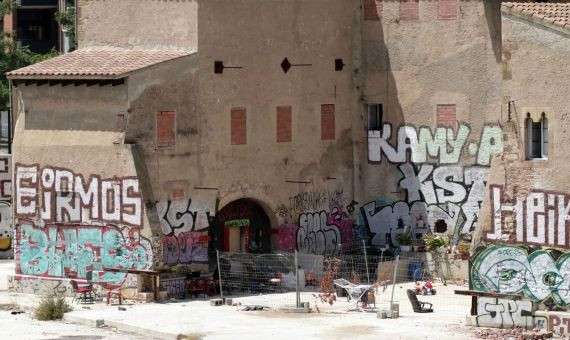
118;307;127;311
10;311;24;315
474;327;553;340
240;305;270;311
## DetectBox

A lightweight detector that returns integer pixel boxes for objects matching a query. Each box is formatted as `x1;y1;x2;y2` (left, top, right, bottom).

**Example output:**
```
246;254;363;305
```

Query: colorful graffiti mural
16;222;153;285
15;164;143;227
162;231;208;264
487;185;570;248
471;245;570;306
278;204;353;255
362;123;503;247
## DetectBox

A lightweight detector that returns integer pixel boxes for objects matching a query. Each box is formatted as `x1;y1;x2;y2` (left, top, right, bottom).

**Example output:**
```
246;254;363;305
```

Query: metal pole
216;250;223;298
363;239;370;284
295;250;300;308
390;255;399;312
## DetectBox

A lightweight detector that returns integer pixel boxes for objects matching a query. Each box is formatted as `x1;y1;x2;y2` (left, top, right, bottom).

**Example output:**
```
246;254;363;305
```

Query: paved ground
0;260;479;339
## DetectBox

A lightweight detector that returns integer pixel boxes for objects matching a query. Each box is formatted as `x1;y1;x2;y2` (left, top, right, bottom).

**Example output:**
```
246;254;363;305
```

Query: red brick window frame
276;105;292;143
438;0;458;20
231;107;247;145
156;111;176;149
400;0;419;20
321;104;335;141
437;104;456;128
364;0;383;21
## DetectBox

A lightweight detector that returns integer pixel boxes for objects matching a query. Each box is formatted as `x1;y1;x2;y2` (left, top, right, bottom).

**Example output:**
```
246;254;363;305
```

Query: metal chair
70;280;94;304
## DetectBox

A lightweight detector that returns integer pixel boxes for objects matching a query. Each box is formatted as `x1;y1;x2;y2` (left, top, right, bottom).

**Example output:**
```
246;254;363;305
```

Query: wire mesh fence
217;248;471;315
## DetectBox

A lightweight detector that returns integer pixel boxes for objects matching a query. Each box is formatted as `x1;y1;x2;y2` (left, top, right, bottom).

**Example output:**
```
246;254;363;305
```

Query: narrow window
400;0;419;20
367;104;383;131
276;106;292;143
364;0;383;21
526;113;548;159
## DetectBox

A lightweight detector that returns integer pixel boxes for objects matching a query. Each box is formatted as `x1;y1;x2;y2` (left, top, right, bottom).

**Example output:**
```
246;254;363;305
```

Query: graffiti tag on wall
163;231;208;264
475;297;544;329
16;222;153;285
0;155;11;255
471;245;570;306
278;204;353;255
15;164;143;227
487;185;570;248
362;123;503;247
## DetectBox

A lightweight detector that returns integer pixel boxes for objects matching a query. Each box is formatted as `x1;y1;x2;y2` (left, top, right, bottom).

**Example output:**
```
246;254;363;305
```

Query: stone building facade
5;0;570;300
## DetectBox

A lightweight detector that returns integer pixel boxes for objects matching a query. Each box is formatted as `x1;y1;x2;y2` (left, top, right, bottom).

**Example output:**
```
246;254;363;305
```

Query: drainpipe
8;79;12;155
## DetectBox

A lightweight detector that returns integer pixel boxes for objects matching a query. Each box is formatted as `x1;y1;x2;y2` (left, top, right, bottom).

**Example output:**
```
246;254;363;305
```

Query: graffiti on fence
278;204;353;255
471;245;570;306
16;222;153;285
163;231;208;264
475;297;544;329
15;164;143;227
486;185;570;248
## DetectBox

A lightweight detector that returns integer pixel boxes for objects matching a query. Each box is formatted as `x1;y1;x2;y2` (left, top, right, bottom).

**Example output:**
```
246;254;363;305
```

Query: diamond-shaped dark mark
281;58;291;73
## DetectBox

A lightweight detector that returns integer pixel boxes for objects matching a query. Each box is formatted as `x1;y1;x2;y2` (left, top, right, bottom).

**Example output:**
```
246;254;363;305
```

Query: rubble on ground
473;327;554;340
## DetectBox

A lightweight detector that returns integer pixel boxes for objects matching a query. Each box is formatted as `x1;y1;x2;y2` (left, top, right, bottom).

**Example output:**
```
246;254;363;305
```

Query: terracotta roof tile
502;3;570;34
7;47;192;79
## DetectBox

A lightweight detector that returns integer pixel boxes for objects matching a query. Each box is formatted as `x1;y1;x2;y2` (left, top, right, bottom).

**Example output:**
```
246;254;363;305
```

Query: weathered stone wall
356;0;503;248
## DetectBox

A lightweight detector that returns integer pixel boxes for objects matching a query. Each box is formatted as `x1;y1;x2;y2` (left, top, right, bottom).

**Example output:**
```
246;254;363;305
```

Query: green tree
54;0;75;47
0;0;58;109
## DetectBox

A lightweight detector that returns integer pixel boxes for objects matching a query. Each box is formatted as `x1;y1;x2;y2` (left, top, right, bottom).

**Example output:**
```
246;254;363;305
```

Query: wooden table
454;290;524;315
106;268;160;301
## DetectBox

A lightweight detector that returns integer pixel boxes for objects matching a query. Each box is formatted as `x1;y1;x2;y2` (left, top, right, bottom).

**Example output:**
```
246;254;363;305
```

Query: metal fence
216;248;471;315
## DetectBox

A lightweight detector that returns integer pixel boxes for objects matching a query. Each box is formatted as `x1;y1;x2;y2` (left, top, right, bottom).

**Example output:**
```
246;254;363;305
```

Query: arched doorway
211;199;271;254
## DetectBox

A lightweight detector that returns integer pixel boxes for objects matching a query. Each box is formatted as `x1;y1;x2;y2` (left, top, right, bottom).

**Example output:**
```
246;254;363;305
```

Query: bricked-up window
321;104;335;140
438;0;458;20
156;111;176;148
276;105;292;143
231;107;247;145
364;0;383;21
400;0;419;20
437;104;456;128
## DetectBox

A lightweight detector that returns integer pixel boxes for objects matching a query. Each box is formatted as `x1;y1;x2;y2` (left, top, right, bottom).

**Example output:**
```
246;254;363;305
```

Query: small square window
367;104;383;131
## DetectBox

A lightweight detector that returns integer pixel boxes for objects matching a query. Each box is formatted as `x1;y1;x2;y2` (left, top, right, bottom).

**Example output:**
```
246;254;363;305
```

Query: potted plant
456;241;471;260
422;235;447;252
396;233;412;252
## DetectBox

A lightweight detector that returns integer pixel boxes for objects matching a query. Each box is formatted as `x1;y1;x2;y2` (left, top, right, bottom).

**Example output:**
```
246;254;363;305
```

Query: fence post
390;254;400;312
363;240;370;284
295;250;300;308
216;250;223;298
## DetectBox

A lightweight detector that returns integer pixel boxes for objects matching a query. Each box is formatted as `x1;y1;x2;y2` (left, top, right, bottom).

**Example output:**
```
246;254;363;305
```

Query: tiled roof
502;2;570;34
7;47;192;79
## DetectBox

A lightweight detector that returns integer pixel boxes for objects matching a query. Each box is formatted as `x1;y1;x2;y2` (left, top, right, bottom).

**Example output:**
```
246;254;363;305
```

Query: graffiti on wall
275;189;346;219
15;164;143;227
475;297;544;329
16;222;153;285
548;313;570;334
278;203;353;255
486;185;570;248
0;155;11;255
163;231;208;264
157;197;214;264
471;245;570;306
362;123;503;247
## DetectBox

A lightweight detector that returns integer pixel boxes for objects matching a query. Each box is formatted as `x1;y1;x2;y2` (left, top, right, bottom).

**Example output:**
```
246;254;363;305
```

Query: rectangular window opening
367;104;383;131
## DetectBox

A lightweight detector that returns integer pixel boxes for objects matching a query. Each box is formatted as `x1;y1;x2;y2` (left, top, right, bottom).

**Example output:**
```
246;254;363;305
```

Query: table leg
471;296;477;316
153;275;159;301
